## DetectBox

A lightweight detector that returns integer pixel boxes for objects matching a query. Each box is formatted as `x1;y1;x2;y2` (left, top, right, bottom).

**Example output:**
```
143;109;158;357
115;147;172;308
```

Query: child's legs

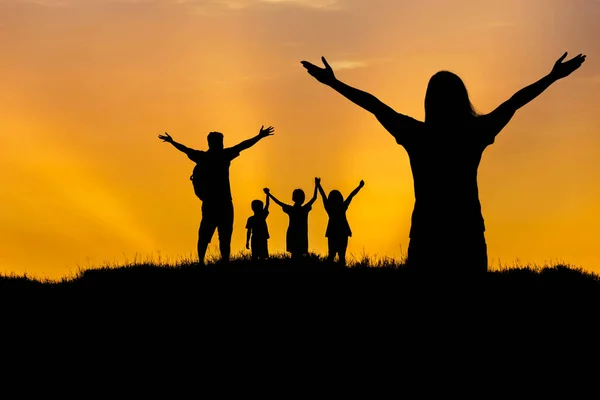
327;236;348;264
337;236;349;266
327;238;336;262
252;239;269;260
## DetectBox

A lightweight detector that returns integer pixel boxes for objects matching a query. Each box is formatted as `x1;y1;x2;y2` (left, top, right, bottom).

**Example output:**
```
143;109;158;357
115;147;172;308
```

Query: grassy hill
3;253;599;302
3;254;598;357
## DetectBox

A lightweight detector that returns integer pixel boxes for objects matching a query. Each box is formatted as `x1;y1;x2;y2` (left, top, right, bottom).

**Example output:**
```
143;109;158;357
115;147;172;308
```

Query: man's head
207;131;224;150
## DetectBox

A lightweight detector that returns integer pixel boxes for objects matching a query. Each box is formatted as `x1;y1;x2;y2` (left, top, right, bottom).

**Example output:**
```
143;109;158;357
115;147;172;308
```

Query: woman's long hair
424;71;479;127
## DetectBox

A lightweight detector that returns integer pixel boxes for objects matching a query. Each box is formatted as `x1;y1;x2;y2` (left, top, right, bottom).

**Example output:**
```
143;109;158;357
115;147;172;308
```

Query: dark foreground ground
3;255;599;370
3;254;599;308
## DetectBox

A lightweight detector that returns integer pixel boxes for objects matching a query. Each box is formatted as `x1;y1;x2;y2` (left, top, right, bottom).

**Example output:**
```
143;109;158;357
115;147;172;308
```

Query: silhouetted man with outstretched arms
301;52;586;274
159;126;274;265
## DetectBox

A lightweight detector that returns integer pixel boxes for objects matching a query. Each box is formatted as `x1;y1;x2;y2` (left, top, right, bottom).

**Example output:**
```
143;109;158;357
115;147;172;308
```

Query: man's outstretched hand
158;132;173;143
259;125;275;138
301;56;336;85
550;52;586;80
263;188;270;195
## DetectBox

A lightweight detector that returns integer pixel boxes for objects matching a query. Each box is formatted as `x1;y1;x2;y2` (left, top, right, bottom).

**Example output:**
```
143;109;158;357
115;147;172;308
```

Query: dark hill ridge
2;255;599;301
2;256;598;350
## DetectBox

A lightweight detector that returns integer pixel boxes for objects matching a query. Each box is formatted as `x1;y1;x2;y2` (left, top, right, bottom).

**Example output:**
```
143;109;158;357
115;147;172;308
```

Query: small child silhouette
246;189;270;261
266;178;318;260
317;178;364;266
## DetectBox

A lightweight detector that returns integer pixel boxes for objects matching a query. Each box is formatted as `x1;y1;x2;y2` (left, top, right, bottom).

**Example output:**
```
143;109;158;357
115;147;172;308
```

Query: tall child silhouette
302;52;586;273
246;189;271;261
316;178;364;266
266;179;319;259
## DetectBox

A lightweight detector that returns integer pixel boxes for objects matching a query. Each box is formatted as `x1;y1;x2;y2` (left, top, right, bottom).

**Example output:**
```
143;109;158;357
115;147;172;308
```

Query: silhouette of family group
159;51;586;273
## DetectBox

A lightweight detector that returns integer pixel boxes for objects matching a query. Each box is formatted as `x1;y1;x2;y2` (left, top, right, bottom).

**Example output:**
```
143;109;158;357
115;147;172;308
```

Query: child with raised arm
246;189;270;261
265;178;319;260
316;178;364;266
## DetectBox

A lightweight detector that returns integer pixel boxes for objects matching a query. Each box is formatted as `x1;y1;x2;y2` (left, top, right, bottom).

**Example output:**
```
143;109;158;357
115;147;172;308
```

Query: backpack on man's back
190;164;207;201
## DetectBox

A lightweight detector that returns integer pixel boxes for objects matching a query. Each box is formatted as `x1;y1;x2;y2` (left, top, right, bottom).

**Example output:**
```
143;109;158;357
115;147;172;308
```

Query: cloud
3;0;343;11
259;0;341;10
2;0;72;5
188;0;250;15
328;60;367;70
483;21;516;28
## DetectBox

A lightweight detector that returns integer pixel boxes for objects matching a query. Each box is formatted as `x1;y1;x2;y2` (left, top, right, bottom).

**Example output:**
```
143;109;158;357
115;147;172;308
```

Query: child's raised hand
263;188;270;194
315;177;321;186
359;180;365;187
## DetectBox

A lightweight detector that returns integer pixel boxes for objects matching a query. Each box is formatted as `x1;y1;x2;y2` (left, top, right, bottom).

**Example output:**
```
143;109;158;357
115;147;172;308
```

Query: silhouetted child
246;189;270;261
266;178;318;259
317;178;364;266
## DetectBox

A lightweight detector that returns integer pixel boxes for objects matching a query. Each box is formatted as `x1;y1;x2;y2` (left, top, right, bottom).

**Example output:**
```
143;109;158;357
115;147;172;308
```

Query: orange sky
1;0;599;279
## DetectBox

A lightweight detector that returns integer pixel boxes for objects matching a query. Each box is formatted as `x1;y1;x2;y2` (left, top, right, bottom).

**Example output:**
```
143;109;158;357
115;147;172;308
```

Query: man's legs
216;201;234;262
198;207;218;266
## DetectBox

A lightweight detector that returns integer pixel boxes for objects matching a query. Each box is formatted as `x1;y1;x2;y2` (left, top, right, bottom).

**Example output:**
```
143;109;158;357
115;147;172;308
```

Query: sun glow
1;0;599;278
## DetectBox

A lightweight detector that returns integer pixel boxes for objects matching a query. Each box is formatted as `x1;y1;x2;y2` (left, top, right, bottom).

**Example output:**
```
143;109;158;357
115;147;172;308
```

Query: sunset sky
1;0;599;279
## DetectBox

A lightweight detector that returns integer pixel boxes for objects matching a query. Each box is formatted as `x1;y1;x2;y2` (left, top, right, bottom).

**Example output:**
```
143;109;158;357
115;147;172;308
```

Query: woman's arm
301;57;421;145
483;52;586;136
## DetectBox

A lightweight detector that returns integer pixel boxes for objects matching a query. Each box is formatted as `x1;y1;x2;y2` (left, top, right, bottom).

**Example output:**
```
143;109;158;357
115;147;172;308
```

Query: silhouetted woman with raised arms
302;52;586;273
